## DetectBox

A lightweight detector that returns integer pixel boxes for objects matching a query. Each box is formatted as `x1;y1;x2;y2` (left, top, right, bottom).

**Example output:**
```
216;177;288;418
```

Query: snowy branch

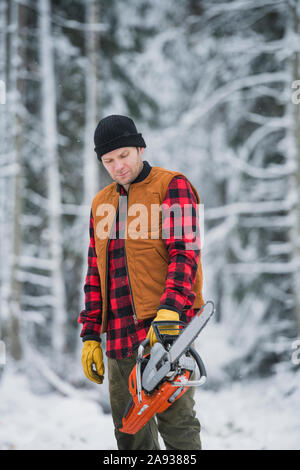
240;215;294;228
163;72;288;140
22;295;55;307
16;270;53;288
19;255;54;271
205;199;295;220
0;163;20;178
224;153;296;179
226;261;300;274
24;189;89;215
26;345;86;398
16;0;108;33
204;216;236;250
205;0;284;17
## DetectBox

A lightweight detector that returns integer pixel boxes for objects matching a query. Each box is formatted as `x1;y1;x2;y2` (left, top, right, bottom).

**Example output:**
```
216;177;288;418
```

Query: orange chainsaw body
119;302;215;435
120;356;191;435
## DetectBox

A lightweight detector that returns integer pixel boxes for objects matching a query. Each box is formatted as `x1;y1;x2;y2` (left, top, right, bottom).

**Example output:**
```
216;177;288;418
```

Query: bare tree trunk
38;0;67;354
83;0;101;207
79;0;102;311
288;1;300;335
4;0;27;360
0;0;8;340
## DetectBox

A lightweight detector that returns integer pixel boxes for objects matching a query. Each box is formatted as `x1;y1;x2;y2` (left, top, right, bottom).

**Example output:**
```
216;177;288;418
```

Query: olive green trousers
107;349;201;451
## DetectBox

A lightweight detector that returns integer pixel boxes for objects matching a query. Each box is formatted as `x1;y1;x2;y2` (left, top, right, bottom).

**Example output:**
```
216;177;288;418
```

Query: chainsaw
119;300;215;434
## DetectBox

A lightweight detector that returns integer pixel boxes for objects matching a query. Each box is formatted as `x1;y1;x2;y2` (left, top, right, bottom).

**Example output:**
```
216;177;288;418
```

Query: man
78;114;205;450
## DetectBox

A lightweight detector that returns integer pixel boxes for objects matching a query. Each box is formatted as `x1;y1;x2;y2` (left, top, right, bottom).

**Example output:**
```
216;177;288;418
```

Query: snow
0;348;299;450
0;370;116;450
198;372;300;450
1;320;299;451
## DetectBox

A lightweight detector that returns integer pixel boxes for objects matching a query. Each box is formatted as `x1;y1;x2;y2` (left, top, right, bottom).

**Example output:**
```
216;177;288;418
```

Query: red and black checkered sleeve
78;209;102;340
158;175;201;317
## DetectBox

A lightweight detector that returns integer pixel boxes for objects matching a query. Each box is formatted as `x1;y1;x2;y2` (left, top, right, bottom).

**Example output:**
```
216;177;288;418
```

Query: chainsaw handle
189;346;207;381
152;320;186;345
171;346;207;388
137;338;150;359
137;333;207;395
136;338;150;404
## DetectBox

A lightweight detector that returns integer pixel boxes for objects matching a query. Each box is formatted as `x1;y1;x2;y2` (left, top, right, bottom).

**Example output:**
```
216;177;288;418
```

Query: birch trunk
38;0;67;354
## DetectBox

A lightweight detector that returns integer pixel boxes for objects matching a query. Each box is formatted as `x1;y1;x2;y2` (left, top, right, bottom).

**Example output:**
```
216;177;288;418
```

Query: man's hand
146;309;180;347
81;340;105;384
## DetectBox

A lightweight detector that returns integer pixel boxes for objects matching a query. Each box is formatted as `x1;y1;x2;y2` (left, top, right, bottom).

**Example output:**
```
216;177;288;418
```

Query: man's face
101;146;144;188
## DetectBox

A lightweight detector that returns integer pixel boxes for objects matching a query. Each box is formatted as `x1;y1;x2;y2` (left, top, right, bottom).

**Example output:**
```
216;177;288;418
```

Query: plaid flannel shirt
78;161;201;359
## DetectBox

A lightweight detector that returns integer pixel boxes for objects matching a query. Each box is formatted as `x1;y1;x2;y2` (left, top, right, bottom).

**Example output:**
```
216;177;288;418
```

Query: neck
123;159;144;192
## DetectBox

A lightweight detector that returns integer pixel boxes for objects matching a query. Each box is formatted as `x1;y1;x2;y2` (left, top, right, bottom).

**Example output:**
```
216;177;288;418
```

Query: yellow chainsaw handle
151;320;186;345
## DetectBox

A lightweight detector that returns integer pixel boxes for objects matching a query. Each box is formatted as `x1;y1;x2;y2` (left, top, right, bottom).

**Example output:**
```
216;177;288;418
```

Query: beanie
94;114;146;161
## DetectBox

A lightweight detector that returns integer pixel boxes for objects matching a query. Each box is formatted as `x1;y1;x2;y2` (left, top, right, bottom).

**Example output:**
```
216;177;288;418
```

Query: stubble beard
126;155;143;186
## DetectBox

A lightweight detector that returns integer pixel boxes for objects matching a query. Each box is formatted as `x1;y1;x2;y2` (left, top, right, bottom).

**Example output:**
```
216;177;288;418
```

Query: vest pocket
130;246;168;315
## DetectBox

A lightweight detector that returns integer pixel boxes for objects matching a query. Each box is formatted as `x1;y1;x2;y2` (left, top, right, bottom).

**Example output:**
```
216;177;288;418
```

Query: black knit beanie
94;114;146;161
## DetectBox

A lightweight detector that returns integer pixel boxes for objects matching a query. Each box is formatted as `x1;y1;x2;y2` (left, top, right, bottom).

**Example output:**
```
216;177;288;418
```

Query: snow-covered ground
0;366;299;450
199;372;300;450
1;322;299;450
0;370;115;450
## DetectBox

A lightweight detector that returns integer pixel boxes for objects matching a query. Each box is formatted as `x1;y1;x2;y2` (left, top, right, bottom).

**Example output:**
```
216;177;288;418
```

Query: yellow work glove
81;340;105;384
146;309;180;348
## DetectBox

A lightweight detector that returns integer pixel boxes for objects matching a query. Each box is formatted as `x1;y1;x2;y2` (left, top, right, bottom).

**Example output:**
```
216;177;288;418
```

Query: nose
114;160;126;174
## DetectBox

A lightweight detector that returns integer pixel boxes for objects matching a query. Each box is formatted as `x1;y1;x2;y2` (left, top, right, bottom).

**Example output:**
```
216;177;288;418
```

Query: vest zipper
124;240;138;325
104;236;110;332
105;190;138;326
124;187;138;325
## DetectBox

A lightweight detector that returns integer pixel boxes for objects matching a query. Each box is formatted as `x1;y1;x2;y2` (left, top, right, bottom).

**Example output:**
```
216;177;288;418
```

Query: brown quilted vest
91;165;204;333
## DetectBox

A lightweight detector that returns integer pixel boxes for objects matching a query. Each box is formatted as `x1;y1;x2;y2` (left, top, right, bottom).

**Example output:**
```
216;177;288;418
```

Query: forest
0;0;299;450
